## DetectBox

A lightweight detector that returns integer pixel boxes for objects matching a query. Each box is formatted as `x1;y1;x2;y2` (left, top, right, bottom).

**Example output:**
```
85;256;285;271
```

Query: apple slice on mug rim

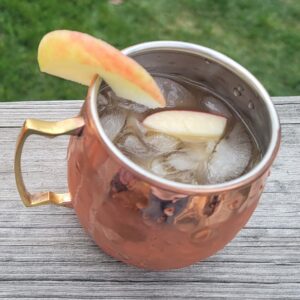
143;110;227;142
38;30;165;108
38;30;227;142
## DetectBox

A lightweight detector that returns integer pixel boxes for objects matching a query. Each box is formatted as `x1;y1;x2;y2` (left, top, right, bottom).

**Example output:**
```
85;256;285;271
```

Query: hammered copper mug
14;42;281;270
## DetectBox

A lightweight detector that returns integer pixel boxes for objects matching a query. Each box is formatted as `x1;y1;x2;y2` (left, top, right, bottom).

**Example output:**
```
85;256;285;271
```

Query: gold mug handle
14;116;85;207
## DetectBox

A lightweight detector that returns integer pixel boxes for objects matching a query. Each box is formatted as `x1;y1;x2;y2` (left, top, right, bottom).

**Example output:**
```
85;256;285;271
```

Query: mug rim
89;41;281;193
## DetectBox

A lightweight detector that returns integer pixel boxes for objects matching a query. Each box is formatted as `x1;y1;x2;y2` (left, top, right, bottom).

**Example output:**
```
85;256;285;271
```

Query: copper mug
15;42;281;270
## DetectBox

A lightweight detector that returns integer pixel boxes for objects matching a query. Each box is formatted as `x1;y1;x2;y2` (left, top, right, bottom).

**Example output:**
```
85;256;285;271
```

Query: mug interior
90;41;280;193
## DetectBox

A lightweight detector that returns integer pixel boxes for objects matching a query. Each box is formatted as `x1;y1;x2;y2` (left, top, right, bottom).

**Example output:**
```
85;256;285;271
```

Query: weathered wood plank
0;263;299;288
0;100;83;127
0;98;299;299
0;97;299;127
0;281;299;299
271;96;300;105
0;227;299;261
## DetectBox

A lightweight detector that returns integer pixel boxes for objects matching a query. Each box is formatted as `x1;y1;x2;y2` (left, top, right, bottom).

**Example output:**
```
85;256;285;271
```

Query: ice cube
167;151;199;171
151;155;197;184
100;109;127;141
151;156;170;176
206;141;217;154
150;153;190;178
150;140;213;182
151;152;199;184
116;133;151;163
196;160;209;184
126;115;148;137
144;133;181;154
208;123;253;183
126;118;182;155
185;142;215;161
201;96;232;119
97;92;115;114
155;77;196;108
167;170;199;185
110;92;149;113
150;149;202;178
97;94;111;113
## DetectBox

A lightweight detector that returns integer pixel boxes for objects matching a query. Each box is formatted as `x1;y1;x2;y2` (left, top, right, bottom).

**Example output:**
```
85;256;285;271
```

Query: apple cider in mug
98;74;261;185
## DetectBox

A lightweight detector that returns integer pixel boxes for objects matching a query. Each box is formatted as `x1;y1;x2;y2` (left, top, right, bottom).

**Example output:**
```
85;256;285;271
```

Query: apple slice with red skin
143;110;227;142
38;30;165;108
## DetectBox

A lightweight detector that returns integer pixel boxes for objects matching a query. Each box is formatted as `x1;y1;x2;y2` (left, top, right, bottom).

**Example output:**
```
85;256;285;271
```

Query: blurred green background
0;0;299;102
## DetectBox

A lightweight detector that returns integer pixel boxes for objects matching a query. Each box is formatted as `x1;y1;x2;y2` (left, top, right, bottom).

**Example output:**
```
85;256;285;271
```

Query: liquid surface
97;74;261;185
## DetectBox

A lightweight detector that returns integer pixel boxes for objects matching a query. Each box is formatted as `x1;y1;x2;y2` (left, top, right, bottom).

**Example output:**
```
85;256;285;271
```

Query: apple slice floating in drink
38;30;165;108
143;110;227;142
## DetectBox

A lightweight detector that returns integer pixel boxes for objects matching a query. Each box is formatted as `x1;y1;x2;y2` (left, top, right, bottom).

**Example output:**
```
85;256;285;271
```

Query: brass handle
14;117;85;207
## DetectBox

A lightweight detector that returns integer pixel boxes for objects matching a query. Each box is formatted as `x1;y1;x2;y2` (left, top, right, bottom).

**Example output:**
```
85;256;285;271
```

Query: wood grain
0;97;299;299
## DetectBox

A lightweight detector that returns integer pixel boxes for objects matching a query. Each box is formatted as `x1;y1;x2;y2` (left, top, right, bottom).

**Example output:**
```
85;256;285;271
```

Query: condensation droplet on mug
248;101;255;110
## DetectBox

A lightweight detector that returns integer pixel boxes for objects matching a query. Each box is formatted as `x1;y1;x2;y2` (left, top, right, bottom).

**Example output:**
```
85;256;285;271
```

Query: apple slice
143;110;227;142
38;30;165;108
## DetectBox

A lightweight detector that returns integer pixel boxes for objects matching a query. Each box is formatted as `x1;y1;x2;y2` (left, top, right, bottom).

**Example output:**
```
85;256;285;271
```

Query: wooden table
0;97;299;299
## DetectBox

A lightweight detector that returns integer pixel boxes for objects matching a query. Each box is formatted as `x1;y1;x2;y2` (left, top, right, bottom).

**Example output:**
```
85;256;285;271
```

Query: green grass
0;0;299;101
